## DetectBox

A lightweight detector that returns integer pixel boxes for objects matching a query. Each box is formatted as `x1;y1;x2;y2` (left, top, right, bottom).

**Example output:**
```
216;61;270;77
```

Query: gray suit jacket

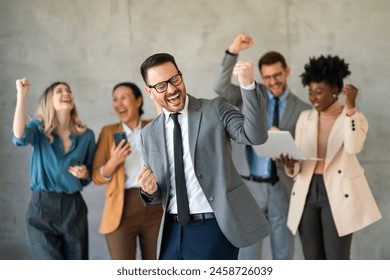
140;89;272;256
214;52;311;199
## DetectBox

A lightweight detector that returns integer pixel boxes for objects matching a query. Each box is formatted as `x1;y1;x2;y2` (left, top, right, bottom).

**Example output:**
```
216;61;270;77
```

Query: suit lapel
150;114;171;206
325;109;345;169
153;114;169;175
187;95;201;165
280;94;297;128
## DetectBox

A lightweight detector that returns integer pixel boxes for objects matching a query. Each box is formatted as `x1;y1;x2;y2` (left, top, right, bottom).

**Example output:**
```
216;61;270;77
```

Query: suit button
208;196;214;202
345;194;349;198
197;173;203;179
338;170;342;174
352;128;356;131
292;192;295;195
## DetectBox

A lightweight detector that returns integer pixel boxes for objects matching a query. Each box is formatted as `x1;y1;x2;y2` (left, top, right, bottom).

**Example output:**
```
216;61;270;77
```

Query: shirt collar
122;120;142;134
163;94;189;124
52;129;76;140
266;88;289;102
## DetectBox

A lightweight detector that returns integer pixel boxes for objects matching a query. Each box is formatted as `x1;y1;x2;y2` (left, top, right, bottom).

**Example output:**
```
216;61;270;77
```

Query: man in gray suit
136;53;271;260
214;34;311;260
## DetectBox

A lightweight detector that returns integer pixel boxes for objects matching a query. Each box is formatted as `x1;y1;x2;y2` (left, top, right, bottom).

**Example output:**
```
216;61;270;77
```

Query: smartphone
69;158;81;167
113;131;128;147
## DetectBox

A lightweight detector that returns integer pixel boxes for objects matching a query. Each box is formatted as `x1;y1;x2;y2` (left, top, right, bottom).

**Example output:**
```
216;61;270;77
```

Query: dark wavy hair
300;55;351;91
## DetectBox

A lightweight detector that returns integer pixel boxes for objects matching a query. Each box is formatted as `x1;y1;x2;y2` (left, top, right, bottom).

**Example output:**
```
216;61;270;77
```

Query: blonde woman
12;78;96;259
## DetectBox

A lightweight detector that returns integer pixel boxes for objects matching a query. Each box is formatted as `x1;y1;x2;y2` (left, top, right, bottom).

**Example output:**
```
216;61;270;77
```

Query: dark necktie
170;113;190;225
269;97;279;185
273;97;279;127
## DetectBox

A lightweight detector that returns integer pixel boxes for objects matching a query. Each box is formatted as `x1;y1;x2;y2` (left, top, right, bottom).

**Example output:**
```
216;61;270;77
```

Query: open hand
274;152;297;169
110;140;131;166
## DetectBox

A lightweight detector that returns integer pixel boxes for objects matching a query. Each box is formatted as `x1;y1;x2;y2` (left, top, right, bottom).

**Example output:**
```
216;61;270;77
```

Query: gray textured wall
1;0;389;260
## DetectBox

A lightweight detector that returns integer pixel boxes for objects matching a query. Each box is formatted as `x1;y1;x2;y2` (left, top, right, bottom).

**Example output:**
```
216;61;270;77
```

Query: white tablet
252;130;305;160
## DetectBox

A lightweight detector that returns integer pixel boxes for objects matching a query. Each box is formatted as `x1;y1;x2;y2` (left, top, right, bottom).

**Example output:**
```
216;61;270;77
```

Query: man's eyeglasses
148;72;183;93
262;71;283;82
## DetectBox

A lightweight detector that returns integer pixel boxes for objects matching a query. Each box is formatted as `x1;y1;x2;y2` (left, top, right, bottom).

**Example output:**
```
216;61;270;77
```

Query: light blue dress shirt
247;89;289;177
12;119;96;193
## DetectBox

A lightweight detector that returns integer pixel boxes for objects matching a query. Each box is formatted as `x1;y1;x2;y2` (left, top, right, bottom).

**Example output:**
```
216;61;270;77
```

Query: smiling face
144;62;186;112
308;81;339;112
260;62;290;97
52;83;74;112
112;86;142;127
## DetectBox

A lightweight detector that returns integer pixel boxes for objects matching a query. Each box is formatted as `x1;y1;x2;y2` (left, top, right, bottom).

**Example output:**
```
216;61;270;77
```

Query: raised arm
213;34;254;107
221;60;267;145
13;78;30;138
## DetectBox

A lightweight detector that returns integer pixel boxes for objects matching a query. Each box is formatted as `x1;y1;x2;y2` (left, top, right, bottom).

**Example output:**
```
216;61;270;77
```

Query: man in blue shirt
214;33;311;259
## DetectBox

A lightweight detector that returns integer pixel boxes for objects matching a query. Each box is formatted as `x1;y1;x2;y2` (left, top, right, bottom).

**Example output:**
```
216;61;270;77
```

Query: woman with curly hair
12;78;96;259
277;55;381;259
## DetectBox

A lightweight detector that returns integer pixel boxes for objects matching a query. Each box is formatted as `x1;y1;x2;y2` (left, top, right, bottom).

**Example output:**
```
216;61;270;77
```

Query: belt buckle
250;174;262;182
171;214;180;223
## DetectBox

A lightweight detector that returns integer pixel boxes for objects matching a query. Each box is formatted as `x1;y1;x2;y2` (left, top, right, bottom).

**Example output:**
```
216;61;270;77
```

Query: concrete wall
1;0;389;259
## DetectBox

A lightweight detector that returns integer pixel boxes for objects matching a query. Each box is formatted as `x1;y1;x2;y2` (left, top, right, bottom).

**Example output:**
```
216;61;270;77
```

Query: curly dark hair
300;55;351;91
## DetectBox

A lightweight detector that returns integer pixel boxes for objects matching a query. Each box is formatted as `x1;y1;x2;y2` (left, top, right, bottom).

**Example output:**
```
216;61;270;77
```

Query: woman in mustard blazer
278;55;381;259
92;82;162;259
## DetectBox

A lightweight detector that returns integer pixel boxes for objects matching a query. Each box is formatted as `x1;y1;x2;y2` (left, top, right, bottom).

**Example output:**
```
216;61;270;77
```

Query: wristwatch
140;188;157;201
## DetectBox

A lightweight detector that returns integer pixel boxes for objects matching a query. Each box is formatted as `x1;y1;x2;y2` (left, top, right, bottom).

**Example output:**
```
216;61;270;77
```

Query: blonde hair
35;82;86;142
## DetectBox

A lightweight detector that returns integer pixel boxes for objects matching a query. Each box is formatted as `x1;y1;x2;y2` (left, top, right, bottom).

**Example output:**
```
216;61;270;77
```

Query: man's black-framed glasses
148;72;182;93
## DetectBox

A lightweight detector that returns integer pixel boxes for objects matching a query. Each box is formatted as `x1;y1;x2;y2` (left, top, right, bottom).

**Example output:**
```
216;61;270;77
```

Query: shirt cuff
240;81;256;90
100;165;112;182
225;49;238;56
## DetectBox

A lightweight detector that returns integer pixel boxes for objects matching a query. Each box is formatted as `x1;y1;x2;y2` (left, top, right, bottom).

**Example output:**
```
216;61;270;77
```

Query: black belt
169;213;215;223
241;174;278;185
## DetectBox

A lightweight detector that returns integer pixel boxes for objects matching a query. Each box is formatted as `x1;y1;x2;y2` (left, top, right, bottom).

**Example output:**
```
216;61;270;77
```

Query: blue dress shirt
12;119;96;194
247;89;289;177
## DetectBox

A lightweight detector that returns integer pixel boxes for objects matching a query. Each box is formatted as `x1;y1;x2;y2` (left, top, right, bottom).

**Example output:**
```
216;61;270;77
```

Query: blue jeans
239;180;293;260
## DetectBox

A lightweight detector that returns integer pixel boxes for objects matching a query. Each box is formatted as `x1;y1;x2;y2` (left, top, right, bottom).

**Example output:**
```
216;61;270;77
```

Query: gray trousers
299;174;352;259
26;191;89;260
239;180;293;260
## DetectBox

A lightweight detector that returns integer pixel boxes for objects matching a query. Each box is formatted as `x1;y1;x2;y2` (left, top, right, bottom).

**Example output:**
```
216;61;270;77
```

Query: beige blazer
287;108;381;237
92;120;151;234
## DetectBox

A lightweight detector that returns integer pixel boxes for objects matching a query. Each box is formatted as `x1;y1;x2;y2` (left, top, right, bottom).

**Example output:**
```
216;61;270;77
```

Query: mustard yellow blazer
92;120;151;234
